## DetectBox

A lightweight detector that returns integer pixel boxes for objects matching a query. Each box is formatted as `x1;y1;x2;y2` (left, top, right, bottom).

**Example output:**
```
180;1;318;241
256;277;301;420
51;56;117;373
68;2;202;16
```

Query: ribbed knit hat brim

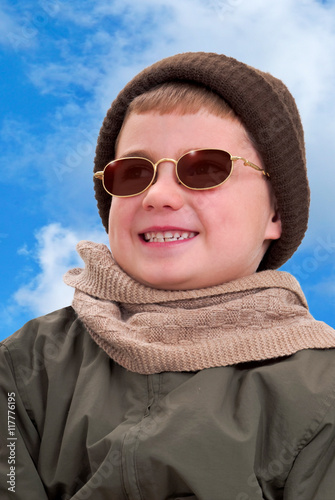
94;52;310;270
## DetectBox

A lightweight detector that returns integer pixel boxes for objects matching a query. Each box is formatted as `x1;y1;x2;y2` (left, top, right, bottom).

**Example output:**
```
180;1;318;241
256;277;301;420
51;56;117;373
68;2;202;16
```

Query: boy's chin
124;268;255;291
125;269;195;290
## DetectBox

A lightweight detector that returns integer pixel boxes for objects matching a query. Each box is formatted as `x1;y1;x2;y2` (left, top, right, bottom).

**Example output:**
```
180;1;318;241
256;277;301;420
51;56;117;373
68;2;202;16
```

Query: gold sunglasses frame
94;148;270;198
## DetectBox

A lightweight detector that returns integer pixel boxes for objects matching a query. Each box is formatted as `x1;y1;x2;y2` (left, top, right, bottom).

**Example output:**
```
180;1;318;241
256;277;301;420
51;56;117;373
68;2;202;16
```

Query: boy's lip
139;225;198;234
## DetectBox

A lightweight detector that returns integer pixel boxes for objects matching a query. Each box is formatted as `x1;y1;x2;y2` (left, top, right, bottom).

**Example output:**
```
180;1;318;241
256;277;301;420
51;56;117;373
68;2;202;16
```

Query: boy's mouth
141;230;198;243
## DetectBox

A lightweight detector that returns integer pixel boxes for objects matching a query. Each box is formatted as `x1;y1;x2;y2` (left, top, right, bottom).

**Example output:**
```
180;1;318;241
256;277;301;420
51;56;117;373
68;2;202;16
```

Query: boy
1;51;335;499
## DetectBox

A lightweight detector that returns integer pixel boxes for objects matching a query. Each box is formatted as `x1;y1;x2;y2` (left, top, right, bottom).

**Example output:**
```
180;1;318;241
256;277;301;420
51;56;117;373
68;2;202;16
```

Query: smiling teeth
144;231;196;243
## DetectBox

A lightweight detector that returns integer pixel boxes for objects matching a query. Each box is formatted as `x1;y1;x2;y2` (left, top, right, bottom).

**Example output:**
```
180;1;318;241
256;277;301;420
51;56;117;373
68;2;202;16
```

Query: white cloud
0;1;40;50
13;223;108;317
28;61;102;95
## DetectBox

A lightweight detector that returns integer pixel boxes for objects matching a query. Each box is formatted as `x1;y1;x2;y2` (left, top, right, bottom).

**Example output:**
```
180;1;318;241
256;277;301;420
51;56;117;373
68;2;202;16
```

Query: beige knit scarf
63;240;335;374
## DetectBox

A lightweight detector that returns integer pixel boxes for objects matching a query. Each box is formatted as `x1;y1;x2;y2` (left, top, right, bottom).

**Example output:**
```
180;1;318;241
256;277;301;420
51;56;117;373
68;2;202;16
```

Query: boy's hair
94;52;309;270
125;82;238;119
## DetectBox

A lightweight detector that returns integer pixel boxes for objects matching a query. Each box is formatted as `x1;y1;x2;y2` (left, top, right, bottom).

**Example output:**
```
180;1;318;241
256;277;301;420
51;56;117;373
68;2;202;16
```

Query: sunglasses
94;148;269;198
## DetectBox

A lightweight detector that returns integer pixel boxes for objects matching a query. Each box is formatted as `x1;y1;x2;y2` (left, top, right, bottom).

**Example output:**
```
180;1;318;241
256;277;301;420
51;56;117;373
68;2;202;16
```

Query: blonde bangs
126;82;239;120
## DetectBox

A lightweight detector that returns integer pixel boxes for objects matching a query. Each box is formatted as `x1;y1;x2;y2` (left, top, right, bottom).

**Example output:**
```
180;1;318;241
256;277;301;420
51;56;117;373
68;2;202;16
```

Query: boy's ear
266;208;282;241
272;209;280;223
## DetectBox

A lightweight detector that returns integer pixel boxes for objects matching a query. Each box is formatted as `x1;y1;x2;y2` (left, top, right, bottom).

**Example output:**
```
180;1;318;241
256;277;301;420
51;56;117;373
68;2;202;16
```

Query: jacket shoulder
2;306;78;349
0;307;103;415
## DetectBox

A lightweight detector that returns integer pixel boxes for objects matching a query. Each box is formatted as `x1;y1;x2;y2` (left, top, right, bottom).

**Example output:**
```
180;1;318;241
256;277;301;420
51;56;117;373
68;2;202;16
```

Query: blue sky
1;0;335;341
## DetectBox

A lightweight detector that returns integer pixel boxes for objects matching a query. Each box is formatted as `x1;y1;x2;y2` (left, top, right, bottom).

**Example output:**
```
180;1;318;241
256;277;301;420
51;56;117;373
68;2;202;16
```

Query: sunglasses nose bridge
154;157;178;168
151;157;179;183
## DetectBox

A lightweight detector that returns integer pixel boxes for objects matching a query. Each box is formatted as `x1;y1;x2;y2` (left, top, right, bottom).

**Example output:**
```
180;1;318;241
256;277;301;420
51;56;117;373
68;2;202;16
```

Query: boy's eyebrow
116;147;208;161
117;150;154;159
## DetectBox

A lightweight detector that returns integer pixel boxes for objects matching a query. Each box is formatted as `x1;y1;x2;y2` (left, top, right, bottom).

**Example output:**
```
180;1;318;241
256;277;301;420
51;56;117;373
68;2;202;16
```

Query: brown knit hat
94;51;310;270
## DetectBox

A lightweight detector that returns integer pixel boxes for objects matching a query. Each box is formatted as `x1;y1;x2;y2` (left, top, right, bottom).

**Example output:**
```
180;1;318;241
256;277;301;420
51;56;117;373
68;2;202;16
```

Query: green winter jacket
1;306;335;499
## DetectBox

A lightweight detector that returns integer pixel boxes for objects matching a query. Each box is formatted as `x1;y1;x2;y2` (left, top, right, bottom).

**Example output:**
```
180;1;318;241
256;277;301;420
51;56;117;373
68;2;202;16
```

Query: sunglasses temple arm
232;157;270;178
247;162;270;177
94;171;104;180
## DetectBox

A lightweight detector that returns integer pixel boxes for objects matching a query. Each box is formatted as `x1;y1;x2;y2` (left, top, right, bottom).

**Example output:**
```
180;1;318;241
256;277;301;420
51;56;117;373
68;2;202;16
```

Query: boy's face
108;110;281;290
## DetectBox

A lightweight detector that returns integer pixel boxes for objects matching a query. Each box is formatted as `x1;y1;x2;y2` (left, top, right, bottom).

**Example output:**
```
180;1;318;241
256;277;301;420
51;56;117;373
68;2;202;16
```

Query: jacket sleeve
0;342;48;499
283;397;335;500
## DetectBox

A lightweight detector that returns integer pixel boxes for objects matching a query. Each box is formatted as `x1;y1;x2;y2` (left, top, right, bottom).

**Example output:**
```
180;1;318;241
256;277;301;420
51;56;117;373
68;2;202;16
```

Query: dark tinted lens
178;150;232;189
104;158;154;196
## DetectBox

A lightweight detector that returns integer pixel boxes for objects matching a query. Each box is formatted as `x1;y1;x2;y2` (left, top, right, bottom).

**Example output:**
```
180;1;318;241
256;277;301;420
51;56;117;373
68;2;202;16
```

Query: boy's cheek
108;203;138;258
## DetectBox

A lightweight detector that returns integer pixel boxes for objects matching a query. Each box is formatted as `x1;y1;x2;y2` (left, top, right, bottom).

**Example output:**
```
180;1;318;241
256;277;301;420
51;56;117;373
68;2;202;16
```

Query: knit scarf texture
63;240;335;374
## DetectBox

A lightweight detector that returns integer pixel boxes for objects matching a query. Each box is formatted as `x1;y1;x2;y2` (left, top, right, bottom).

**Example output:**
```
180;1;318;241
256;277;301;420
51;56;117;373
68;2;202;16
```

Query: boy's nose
141;161;184;211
